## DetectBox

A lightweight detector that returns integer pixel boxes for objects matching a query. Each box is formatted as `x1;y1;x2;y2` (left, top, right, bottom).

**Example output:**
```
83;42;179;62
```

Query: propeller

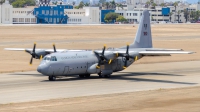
25;42;40;65
122;44;137;69
95;45;112;69
26;43;57;65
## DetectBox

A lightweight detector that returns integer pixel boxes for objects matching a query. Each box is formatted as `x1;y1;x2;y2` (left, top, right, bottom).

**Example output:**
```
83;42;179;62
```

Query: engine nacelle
104;51;116;60
87;63;100;74
101;70;113;75
129;52;140;60
35;50;47;59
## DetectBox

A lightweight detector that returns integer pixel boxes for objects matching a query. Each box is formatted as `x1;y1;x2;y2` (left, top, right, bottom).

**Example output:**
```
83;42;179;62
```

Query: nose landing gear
49;76;56;81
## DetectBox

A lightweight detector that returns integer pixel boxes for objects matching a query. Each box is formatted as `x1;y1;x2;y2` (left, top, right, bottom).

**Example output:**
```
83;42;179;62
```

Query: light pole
0;0;3;24
0;0;2;24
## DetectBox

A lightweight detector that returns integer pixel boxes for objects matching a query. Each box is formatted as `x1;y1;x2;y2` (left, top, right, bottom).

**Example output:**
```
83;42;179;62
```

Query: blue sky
165;0;198;4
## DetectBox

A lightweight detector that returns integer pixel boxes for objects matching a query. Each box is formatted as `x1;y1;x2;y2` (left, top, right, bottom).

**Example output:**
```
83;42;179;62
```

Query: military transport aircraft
5;10;195;81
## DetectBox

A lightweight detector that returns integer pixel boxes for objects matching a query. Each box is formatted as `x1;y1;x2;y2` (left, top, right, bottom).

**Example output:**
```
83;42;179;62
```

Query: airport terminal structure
0;0;200;24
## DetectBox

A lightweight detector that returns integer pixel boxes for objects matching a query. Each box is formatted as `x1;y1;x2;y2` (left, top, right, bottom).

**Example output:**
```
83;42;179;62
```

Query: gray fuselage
37;50;136;76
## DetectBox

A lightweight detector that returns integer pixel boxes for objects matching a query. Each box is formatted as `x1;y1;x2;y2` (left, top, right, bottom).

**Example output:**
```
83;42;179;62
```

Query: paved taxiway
0;61;200;104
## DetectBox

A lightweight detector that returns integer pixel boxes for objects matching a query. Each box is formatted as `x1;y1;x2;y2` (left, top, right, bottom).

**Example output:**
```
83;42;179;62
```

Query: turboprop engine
26;43;57;65
94;45;117;69
87;63;100;74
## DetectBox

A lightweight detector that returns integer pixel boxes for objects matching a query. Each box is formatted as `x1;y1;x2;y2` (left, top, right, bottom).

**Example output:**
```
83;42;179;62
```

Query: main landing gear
79;74;91;78
98;72;111;78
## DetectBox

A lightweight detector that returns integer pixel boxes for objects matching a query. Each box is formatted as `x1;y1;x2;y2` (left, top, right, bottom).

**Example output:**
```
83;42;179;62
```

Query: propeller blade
108;59;112;64
30;56;33;65
53;43;57;52
126;43;129;54
25;49;31;54
96;65;100;69
123;60;127;69
135;56;138;61
40;55;43;60
116;52;118;57
102;45;106;55
33;42;36;52
96;59;101;69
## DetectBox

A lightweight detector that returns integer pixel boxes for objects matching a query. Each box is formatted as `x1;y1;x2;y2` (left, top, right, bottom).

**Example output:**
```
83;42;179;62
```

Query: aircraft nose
37;66;42;73
37;64;49;75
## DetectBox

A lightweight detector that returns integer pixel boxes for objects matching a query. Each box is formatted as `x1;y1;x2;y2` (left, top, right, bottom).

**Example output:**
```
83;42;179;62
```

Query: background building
116;8;150;23
1;0;12;24
12;7;36;24
66;7;100;24
34;0;73;24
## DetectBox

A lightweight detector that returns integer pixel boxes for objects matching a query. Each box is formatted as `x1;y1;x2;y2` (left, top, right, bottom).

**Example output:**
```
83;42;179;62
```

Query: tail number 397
144;32;148;36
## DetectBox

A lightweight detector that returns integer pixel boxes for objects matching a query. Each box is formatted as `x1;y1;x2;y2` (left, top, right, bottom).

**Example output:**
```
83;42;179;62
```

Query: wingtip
189;52;196;54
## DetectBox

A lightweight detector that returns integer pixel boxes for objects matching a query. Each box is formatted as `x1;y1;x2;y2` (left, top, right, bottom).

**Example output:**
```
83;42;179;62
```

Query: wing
113;50;195;56
145;48;183;51
4;48;66;53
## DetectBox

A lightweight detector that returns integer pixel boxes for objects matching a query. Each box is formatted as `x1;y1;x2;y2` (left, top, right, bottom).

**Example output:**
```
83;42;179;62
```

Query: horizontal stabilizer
139;51;195;56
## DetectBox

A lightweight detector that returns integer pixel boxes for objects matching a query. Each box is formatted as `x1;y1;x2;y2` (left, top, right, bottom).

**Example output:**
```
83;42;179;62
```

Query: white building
189;4;200;11
65;7;100;24
12;8;36;24
151;6;186;23
127;0;164;5
116;2;186;23
116;8;149;23
1;0;13;24
0;0;36;24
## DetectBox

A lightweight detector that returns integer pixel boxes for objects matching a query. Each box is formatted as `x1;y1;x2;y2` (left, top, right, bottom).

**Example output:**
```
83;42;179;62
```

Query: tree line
104;12;127;23
0;0;35;8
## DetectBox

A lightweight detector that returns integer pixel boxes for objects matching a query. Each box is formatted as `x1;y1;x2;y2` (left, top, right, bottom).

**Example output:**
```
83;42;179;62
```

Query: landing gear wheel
85;74;91;78
98;73;103;78
49;76;56;81
105;74;111;78
79;74;85;78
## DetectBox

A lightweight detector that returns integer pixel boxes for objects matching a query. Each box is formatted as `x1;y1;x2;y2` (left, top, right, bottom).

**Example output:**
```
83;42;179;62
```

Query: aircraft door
63;66;69;75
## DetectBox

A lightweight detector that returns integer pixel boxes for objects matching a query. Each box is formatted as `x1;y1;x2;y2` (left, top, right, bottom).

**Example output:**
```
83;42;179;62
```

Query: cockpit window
47;57;50;61
50;56;57;61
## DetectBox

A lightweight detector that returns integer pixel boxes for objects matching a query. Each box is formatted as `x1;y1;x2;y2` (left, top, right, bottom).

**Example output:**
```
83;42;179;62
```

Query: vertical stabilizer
130;10;152;48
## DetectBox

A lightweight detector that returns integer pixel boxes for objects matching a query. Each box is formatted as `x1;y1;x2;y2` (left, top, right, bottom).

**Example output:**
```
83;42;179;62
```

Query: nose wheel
49;76;56;81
